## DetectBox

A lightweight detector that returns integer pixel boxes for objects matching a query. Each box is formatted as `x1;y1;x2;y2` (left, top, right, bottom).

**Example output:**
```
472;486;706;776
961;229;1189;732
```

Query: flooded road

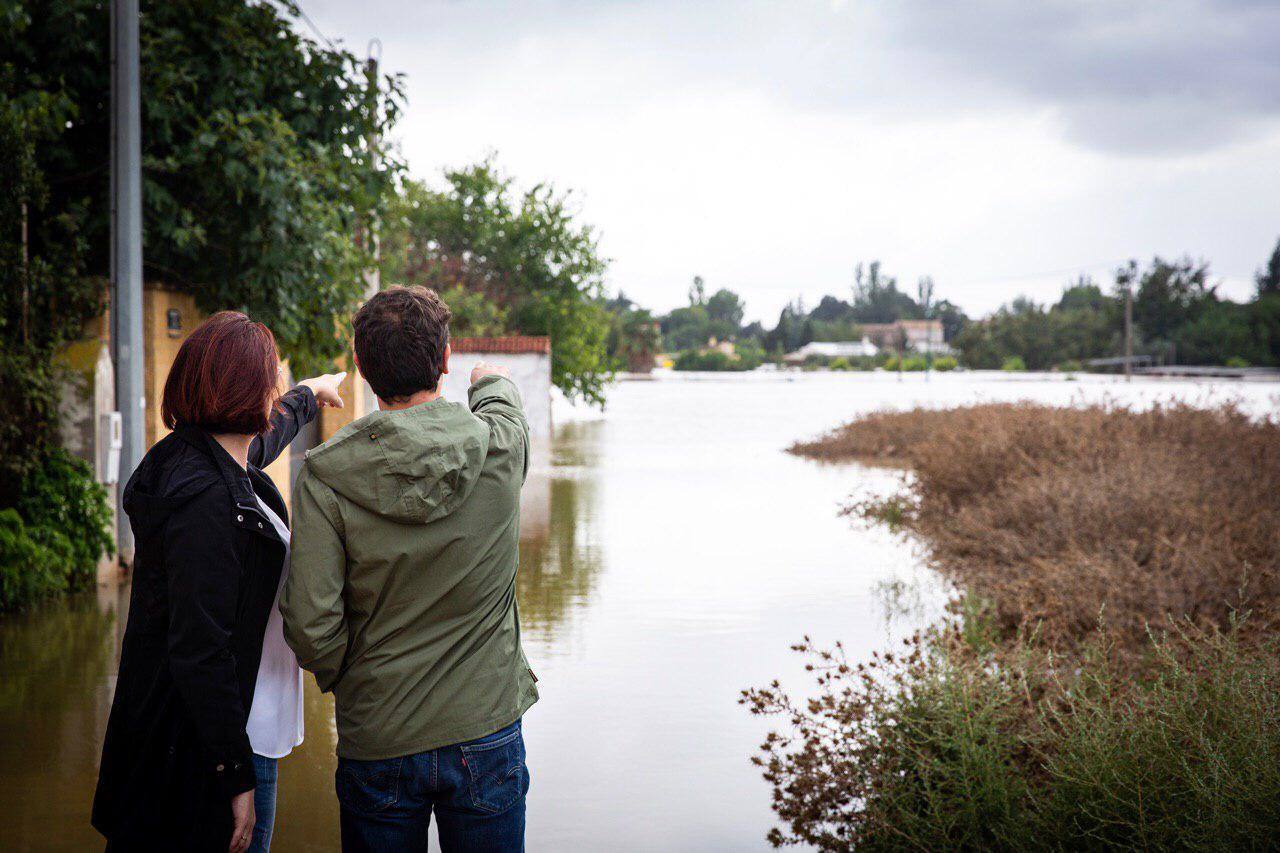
3;371;1276;851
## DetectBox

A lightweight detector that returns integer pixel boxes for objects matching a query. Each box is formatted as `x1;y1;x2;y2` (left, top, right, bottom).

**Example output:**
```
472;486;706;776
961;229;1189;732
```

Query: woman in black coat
92;311;344;852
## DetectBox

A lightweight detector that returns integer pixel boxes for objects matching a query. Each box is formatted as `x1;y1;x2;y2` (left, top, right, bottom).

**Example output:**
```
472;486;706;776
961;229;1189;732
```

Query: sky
299;0;1280;324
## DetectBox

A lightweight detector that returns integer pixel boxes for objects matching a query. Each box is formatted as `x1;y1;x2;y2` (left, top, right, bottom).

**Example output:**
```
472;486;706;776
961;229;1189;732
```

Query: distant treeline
604;240;1280;372
955;246;1280;371
604;261;961;370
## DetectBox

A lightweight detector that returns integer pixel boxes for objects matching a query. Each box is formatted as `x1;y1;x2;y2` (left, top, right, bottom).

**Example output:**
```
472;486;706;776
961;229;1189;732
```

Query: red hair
162;311;280;435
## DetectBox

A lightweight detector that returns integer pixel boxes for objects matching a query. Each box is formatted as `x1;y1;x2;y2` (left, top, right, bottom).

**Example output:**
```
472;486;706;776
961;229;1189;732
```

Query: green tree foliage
1;0;399;604
1123;257;1215;345
1;449;111;611
955;254;1280;370
706;288;746;332
764;300;810;354
850;261;923;324
659;278;749;350
383;159;612;404
1257;238;1280;296
2;0;403;373
604;293;661;373
672;340;764;372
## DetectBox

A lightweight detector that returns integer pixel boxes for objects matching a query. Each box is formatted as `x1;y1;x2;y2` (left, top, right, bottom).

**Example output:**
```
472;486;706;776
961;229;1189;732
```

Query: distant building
860;319;948;354
441;336;553;440
705;338;737;357
784;338;879;364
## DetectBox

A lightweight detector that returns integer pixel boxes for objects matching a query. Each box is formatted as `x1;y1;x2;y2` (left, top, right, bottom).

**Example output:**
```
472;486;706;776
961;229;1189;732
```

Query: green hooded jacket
280;375;538;760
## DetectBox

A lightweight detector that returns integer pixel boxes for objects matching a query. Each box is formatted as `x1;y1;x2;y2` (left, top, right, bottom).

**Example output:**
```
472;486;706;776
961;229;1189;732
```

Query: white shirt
245;494;305;759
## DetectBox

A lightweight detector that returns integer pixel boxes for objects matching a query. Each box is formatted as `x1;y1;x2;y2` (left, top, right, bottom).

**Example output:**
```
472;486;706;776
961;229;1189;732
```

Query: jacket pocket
460;725;526;815
336;756;404;815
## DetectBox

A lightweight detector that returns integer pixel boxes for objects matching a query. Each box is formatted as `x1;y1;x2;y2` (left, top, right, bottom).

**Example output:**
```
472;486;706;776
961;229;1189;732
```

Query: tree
705;287;747;341
1122;257;1215;345
850;261;923;324
1;0;404;373
1257;238;1280;296
688;275;706;307
383;158;613;404
765;300;810;354
706;288;746;332
605;294;661;373
661;304;711;351
933;299;969;342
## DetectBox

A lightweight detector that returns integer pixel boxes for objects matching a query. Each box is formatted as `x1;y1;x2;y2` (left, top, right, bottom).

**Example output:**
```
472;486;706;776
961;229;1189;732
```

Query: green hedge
1;449;113;612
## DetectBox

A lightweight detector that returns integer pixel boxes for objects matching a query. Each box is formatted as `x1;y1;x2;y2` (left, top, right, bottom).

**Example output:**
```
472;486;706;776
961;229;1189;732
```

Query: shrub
768;401;1280;849
0;510;74;612
881;353;899;371
828;357;851;371
1;449;112;611
933;355;958;371
673;347;761;372
1001;355;1027;371
1226;355;1250;368
1056;359;1083;372
744;622;1280;851
793;402;1280;655
902;354;927;371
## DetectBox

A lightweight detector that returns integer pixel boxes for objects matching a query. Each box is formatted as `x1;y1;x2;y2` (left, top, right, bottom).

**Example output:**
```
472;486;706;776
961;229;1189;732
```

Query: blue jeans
336;719;528;853
248;754;278;853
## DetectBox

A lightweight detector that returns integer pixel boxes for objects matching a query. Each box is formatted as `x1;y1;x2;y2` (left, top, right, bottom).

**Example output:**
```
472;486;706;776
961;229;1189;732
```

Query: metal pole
1123;289;1133;383
359;45;382;415
111;0;145;563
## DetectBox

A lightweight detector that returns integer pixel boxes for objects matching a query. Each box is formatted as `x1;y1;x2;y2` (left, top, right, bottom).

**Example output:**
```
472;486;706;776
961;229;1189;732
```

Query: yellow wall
143;288;293;509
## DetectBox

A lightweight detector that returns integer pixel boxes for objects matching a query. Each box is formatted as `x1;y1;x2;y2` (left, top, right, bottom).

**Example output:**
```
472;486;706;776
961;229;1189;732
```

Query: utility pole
358;42;382;416
917;276;934;382
111;0;145;563
1123;288;1133;383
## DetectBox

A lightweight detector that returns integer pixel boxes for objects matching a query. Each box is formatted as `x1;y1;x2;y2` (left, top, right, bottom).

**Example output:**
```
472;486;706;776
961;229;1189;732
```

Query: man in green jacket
281;285;538;852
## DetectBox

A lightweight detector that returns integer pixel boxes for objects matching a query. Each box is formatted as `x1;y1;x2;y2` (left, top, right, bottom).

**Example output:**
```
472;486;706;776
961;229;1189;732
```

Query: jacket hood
122;430;226;543
304;397;490;524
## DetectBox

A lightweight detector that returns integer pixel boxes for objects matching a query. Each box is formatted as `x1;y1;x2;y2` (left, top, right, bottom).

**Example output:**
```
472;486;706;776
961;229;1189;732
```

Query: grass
745;401;1280;849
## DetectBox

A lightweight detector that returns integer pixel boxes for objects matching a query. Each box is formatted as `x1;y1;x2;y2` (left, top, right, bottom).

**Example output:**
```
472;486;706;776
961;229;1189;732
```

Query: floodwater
2;371;1277;851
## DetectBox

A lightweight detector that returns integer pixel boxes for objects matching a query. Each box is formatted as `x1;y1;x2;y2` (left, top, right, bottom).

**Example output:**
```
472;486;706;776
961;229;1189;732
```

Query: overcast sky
301;0;1280;323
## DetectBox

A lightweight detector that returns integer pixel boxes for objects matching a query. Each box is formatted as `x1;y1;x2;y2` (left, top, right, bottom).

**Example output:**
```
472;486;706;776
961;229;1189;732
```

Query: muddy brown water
3;372;1275;851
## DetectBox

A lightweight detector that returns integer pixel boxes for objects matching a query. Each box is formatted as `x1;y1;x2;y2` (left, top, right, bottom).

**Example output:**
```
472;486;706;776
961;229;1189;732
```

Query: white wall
441;352;553;440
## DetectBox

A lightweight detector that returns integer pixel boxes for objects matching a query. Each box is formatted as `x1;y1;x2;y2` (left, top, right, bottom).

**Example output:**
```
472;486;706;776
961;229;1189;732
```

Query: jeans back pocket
336;756;404;815
459;725;526;815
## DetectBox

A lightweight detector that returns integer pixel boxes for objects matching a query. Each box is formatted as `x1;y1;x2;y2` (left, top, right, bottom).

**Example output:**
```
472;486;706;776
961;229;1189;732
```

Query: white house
441;336;553;439
783;338;879;364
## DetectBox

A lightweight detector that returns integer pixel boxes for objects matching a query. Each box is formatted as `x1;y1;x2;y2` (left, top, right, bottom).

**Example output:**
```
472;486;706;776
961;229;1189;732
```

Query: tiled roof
451;336;551;354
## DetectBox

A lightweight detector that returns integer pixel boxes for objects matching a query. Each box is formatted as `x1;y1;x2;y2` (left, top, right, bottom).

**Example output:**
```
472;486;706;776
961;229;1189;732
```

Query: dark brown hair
162;311;280;435
353;286;452;401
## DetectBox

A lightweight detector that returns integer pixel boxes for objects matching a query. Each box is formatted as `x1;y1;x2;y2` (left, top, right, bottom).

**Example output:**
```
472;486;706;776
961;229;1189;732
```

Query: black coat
92;387;317;851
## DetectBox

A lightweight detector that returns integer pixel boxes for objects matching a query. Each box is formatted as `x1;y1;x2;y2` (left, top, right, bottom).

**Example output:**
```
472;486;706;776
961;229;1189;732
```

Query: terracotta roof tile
451;336;551;355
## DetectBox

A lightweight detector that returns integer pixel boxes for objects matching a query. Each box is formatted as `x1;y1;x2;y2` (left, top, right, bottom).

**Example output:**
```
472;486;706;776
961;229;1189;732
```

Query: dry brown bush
792;402;1280;653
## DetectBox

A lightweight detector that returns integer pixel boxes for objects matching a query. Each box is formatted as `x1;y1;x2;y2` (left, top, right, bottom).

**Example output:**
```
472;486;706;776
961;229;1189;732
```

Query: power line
289;0;337;50
950;258;1133;288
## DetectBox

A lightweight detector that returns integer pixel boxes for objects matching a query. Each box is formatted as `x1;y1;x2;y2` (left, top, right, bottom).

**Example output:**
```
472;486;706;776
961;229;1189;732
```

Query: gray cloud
341;0;1280;155
876;0;1280;154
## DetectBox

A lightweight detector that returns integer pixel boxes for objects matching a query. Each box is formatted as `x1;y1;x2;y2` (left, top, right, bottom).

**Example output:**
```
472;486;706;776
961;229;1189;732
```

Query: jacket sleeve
280;467;348;693
468;375;530;482
249;385;318;470
164;487;256;799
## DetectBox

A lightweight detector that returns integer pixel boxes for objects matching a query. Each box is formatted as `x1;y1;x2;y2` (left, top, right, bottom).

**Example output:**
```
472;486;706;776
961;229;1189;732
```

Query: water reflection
517;424;606;640
0;586;123;850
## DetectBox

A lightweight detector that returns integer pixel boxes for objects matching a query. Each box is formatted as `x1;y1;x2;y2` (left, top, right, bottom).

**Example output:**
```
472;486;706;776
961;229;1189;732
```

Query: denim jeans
248;754;278;853
336;718;528;853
